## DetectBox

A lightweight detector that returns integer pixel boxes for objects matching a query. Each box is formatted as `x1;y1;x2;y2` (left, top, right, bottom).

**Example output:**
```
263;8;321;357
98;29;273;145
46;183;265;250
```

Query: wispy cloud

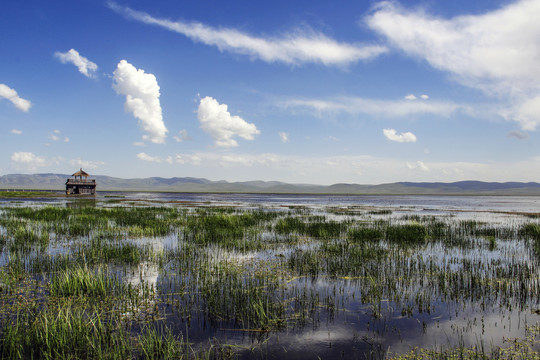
69;158;105;170
507;130;529;140
198;96;259;148
54;49;98;78
383;128;417;142
49;129;69;142
108;2;387;67
136;152;172;163
282;96;460;118
173;129;192;142
123;149;540;184
366;0;540;130
406;161;429;172
279;132;289;143
112;60;168;144
0;84;31;112
11;129;22;135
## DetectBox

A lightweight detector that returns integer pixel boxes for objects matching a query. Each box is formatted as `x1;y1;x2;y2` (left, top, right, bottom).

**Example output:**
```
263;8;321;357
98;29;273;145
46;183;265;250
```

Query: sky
2;0;540;185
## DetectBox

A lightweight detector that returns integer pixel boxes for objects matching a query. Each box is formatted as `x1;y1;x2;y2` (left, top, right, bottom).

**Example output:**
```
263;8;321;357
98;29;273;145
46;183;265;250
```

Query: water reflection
1;193;540;358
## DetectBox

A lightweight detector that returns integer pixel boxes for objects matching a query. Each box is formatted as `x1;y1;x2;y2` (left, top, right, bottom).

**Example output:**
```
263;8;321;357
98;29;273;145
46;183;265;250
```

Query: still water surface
1;193;539;358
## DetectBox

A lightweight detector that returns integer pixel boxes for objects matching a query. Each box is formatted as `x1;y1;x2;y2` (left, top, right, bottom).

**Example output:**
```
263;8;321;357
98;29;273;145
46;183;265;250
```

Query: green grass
49;265;128;298
0;304;131;360
0;201;539;358
0;191;58;198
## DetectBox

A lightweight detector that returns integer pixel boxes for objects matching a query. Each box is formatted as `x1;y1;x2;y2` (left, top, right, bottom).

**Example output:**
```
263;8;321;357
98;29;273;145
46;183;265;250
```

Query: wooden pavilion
65;169;96;195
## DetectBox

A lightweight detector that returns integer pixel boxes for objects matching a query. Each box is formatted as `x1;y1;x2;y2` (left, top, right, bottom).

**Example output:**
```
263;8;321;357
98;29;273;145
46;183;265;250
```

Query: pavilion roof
72;168;90;177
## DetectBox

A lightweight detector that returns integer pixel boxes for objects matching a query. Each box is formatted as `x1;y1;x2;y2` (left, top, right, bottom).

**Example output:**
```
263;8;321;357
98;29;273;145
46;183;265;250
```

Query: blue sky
2;0;540;184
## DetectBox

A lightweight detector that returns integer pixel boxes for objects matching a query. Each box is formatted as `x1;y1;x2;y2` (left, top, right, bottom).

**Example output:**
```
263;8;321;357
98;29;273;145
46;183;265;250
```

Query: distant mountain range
1;173;540;195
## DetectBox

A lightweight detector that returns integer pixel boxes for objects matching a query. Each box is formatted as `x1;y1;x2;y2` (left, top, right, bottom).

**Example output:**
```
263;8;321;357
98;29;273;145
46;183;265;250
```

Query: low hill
1;173;540;195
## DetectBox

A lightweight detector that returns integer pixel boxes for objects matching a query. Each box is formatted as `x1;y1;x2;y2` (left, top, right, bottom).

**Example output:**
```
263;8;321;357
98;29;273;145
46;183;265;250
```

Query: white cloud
173;129;192;142
0;84;31;112
406;161;429;172
511;95;540;131
11;129;22;135
328;136;339;142
109;2;387;67
174;154;203;165
283;96;460;118
11;152;47;171
279;132;289;143
136;152;172;163
113;60;168;144
405;94;430;101
133;141;146;147
123;150;540;184
69;158;105;170
383;128;417;142
198;96;259;148
48;130;70;142
366;0;540;130
55;49;98;78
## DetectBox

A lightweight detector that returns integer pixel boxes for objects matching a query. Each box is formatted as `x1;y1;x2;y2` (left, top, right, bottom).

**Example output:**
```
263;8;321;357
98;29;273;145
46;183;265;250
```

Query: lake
0;193;539;359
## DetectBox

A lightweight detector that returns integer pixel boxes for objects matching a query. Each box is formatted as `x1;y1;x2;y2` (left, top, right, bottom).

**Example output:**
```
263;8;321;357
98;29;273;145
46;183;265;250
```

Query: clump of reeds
49;265;126;298
0;304;131;359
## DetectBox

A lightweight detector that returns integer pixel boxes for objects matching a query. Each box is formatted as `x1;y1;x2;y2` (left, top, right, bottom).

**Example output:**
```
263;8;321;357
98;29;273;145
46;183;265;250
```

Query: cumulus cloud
54;49;98;78
173;129;192;142
11;129;22;135
198;96;260;147
113;60;168;143
11;152;47;171
0;84;31;112
420;94;429;100
279;132;289;143
383;128;417;142
283;96;460;118
406;161;429;172
109;2;387;67
366;0;540;130
137;152;172;163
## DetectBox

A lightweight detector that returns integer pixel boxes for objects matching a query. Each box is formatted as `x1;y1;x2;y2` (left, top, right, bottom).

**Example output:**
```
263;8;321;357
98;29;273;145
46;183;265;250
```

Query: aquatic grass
76;238;151;265
49;265;127;298
181;210;276;250
274;215;344;239
385;223;427;245
348;226;383;243
522;223;540;240
138;325;184;360
388;324;540;360
1;198;540;358
0;304;131;360
6;223;50;254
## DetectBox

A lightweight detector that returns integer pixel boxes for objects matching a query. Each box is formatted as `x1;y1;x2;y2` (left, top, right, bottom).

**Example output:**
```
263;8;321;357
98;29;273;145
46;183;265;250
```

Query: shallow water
1;193;540;358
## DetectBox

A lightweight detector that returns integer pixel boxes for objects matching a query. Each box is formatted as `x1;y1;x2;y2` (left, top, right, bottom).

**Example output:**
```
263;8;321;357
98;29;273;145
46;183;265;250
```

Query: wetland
0;192;539;359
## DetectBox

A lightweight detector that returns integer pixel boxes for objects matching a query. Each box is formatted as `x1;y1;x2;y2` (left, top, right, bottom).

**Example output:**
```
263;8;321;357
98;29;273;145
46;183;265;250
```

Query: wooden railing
66;179;96;185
